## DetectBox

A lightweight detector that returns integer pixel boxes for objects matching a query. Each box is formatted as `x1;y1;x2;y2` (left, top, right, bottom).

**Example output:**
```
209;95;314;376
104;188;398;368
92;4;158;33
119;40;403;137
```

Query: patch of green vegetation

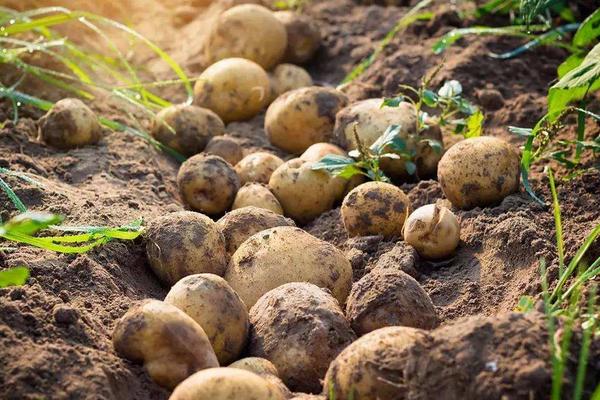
0;266;29;288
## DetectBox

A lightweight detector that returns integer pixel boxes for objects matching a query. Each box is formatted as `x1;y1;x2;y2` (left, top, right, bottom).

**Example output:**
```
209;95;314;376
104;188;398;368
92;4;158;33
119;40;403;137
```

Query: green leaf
381;96;405;108
312;154;355;169
516;295;535;312
557;53;585;78
573;8;600;49
336;165;365;180
0;266;29;288
1;212;63;236
432;26;529;54
370;125;402;154
465;110;484;138
422;90;438;107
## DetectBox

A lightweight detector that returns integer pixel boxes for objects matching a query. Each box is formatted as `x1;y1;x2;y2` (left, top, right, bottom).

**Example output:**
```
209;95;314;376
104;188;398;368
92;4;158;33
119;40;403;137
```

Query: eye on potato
224;226;352;308
265;87;348;154
194;58;270;123
39;98;102;149
269;64;313;102
235;152;284;185
437;136;520;209
112;299;218;389
248;283;356;393
232;183;284;215
204;135;244;166
300;142;346;162
273;11;321;64
403;203;460;259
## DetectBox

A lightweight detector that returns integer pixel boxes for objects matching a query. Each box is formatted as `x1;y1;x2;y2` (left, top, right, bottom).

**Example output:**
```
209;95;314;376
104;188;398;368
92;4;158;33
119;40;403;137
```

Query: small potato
177;154;240;215
112;300;218;389
205;135;244;166
232;183;284;215
224;226;352;308
235;152;284;185
266;87;348;154
300;142;346;162
145;211;228;286
150;104;224;157
229;357;279;376
217;206;295;255
403;204;460;259
341;181;411;237
437;136;520;209
249;283;356;393
270;64;313;102
205;4;287;70
39;98;101;149
195;58;270;123
273;11;321;64
164;274;249;365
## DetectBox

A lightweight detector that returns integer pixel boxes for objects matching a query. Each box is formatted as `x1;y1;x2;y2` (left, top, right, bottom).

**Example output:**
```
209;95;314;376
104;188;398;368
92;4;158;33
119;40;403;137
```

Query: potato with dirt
164;273;249;365
403;203;460;259
177;153;240;215
248;283;356;393
205;4;287;70
145;211;228;286
265;87;348;154
232;183;284;215
205;135;244;166
235;152;284;185
112;299;219;389
273;11;321;64
300;142;346;162
217;206;295;255
224;226;352;308
437;136;520;209
269;64;313;101
194;58;270;123
229;357;292;399
38;98;102;149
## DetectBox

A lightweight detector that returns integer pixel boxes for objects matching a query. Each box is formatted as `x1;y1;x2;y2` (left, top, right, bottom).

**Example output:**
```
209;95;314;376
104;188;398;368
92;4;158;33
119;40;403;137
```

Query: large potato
145;211;228;286
269;64;313;102
232;183;284;215
205;4;287;70
235;152;284;185
273;11;321;64
194;58;270;123
300;142;346;162
266;87;348;154
224;226;352;308
437;136;520;209
229;357;292;399
403;203;460;259
248;283;356;393
112;300;218;389
205;135;244;166
39;98;102;149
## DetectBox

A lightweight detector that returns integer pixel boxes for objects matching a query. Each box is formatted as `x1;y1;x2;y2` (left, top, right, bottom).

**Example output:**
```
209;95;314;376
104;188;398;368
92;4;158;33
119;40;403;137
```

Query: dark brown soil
0;0;599;399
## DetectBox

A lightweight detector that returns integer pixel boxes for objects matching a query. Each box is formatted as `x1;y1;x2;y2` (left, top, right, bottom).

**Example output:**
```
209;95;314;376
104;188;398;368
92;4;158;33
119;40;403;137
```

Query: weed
0;265;29;288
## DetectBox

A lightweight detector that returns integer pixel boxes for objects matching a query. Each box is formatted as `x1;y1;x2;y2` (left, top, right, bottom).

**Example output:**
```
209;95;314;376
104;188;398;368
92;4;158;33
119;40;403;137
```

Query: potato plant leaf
573;8;600;49
0;266;29;288
465;110;484;138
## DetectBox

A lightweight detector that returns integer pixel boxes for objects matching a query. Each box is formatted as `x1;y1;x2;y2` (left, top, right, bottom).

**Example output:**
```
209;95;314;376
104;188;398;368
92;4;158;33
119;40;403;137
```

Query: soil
0;0;599;399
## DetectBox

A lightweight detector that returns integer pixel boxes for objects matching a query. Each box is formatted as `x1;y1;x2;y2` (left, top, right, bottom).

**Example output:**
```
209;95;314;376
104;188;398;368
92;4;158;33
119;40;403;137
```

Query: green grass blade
0;175;27;214
0;266;29;288
433;26;533;54
573;285;597;400
547;167;565;274
488;23;579;59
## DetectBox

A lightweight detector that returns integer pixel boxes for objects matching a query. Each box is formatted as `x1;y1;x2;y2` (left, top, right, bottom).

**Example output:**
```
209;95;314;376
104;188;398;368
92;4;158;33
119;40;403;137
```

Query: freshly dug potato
177;154;240;215
266;87;348;154
217;206;295;255
145;211;228;286
273;11;321;64
249;283;356;393
112;300;218;389
346;269;439;335
270;64;313;101
164;274;249;365
170;368;286;400
39;98;102;149
300;142;346;162
403;203;460;259
232;183;284;215
205;4;287;70
224;226;352;308
324;326;429;400
437;136;520;209
341;181;411;237
204;135;244;166
150;104;224;157
194;58;270;123
229;357;279;376
235;152;284;185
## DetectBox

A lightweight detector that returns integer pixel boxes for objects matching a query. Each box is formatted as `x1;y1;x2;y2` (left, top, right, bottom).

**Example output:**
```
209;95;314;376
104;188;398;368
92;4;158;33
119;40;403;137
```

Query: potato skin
164;273;249;365
150;104;224;157
233;183;284;215
224;226;352;308
437;136;520;209
145;211;229;286
266;87;348;154
195;58;270;123
403;204;460;259
112;300;218;389
229;357;279;377
205;135;244;166
270;64;313;102
177;154;240;215
235;152;284;185
300;142;346;162
273;11;321;64
39;98;102;149
341;182;411;237
205;4;287;70
248;283;356;393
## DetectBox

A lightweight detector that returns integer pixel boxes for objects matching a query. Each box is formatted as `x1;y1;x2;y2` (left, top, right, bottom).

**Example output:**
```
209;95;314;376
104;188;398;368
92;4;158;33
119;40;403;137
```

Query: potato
204;135;244;166
224;226;352;308
403;203;460;259
112;300;218;389
150;104;224;157
205;4;287;70
273;11;321;64
248;283;356;393
270;64;313;102
346;269;439;335
177;154;240;215
300;142;346;162
164;274;249;365
232;183;284;215
194;58;270;123
235;152;284;185
266;87;348;154
341;181;411;237
39;98;102;149
229;357;279;376
217;206;295;255
437;136;520;209
170;368;286;400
